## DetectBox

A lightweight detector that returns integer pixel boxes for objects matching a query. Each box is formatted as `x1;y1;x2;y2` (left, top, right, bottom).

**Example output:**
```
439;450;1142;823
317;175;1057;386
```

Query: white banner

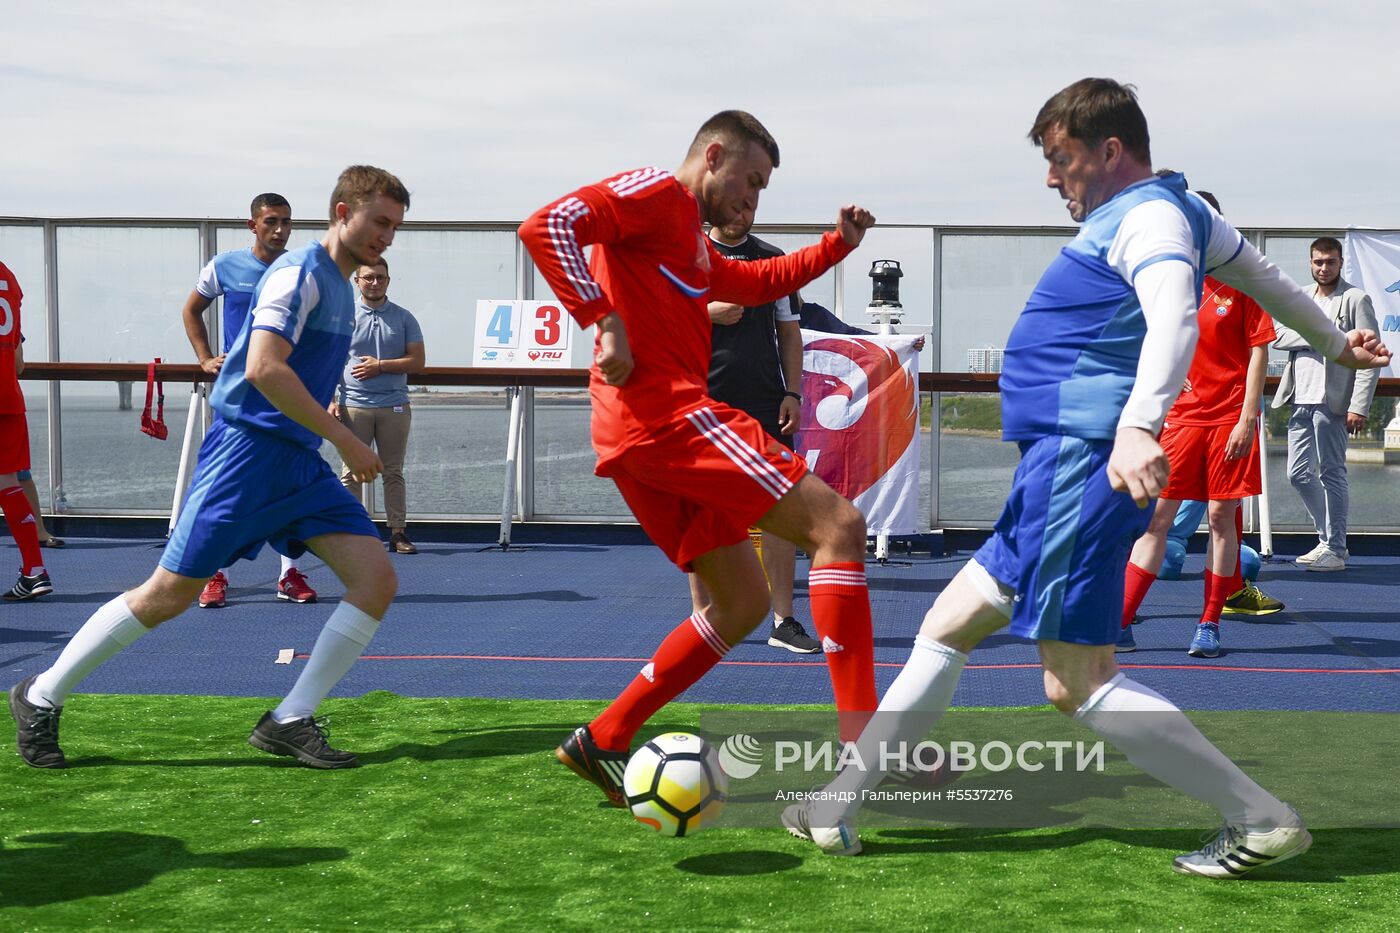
797;331;922;535
1343;231;1400;378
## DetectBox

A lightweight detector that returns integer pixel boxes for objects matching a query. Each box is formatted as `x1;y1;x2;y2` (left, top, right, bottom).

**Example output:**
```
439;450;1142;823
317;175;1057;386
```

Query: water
22;392;1400;531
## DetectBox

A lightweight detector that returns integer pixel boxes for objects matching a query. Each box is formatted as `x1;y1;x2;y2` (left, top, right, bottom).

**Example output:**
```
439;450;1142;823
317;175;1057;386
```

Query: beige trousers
340;403;412;529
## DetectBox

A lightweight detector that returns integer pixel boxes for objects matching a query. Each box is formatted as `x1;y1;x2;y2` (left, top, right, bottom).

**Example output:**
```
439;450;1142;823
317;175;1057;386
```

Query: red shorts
1159;420;1261;501
607;403;808;571
0;413;31;475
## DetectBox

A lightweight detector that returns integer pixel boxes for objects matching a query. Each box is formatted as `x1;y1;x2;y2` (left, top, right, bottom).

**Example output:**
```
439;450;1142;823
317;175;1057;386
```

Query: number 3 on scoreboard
533;303;563;347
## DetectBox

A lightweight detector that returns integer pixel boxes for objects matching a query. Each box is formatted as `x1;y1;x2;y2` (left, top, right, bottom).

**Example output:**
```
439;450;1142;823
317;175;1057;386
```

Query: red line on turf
301;653;1400;674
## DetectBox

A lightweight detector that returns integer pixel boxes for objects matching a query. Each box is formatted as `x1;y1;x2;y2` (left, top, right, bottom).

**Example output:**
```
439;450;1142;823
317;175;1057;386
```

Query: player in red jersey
1119;191;1274;658
519;110;878;806
0;261;53;601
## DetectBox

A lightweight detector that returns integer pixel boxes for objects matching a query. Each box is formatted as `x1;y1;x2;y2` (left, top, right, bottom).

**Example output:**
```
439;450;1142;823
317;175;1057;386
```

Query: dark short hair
250;193;290;217
1195;190;1221;213
329;165;410;221
1029;78;1151;164
358;258;389;275
689;110;780;168
1310;236;1343;257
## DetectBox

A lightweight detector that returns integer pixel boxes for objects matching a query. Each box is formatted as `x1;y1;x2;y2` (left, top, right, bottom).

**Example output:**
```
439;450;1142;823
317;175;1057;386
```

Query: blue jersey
195;248;273;354
1000;173;1217;441
210;240;353;450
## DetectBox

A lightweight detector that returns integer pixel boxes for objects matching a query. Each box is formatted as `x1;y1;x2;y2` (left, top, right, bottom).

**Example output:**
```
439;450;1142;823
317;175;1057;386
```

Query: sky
5;1;1400;229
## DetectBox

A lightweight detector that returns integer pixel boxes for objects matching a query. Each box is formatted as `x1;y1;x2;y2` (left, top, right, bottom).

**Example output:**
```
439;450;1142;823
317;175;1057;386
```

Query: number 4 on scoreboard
485;302;515;345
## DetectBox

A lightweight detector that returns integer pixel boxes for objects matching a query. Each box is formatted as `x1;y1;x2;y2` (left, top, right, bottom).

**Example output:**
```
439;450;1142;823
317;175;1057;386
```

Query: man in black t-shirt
687;209;821;654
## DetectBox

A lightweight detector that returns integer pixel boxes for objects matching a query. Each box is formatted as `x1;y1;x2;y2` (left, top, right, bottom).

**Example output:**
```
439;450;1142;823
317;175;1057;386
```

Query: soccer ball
622;732;728;837
1240;543;1262;582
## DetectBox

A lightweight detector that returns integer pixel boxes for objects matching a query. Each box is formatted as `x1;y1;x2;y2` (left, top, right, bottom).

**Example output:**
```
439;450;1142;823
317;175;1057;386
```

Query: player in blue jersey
181;193;318;608
784;79;1390;877
9;165;411;771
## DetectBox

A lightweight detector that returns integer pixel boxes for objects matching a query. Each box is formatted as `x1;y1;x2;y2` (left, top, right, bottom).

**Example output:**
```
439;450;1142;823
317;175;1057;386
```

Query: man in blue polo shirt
785;78;1389;877
331;259;425;554
181;193;318;608
11;165;411;771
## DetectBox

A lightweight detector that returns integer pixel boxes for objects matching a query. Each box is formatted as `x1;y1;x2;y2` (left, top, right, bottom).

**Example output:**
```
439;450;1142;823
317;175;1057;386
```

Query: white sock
817;636;969;823
272;602;381;722
1074;674;1291;827
280;554;297;577
27;595;149;708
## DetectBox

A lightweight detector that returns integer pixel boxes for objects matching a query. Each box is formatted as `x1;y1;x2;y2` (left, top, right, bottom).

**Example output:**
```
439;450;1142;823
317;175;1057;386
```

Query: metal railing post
516;245;536;523
929;227;943;534
42;220;65;513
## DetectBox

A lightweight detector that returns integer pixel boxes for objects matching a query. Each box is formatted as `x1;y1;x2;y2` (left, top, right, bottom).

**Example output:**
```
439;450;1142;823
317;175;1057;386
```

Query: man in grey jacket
1271;236;1379;571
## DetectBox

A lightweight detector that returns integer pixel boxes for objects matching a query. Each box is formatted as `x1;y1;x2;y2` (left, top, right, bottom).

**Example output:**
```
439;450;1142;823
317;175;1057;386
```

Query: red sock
808;562;877;742
0;486;43;575
588;612;730;752
1201;570;1230;626
1227;505;1245;595
1122;562;1156;630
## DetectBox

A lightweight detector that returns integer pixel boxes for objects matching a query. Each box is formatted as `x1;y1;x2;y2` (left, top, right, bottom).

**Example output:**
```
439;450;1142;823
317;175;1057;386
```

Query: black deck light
868;259;903;308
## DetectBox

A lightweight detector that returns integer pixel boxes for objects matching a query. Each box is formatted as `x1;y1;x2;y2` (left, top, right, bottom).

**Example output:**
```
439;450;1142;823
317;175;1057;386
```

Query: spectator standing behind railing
1271;236;1381;572
0;261;53;600
180;193;319;607
330;259;425;554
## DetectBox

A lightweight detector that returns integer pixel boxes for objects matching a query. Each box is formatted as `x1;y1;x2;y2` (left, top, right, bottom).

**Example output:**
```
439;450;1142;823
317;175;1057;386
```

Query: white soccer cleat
781;803;862;856
1172;807;1311;879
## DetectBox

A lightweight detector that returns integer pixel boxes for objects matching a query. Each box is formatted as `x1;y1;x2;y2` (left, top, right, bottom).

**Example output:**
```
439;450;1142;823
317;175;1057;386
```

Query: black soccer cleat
555;725;629;807
5;570;54;601
8;676;66;768
248;711;359;769
768;617;822;654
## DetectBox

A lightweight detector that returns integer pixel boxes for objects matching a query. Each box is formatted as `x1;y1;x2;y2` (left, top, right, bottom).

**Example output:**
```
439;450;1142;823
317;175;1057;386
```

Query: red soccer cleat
198;571;228;608
277;568;317;604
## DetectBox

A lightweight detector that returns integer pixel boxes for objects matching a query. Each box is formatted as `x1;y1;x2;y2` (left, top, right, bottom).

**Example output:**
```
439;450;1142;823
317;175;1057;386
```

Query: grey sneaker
248;712;359;769
768;617;821;654
1306;550;1346;573
1295;543;1348;565
8;676;66;768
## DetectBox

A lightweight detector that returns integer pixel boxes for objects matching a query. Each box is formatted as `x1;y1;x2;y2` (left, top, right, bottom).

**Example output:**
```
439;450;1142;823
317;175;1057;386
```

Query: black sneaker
4;570;53;601
768;617;821;654
555;725;629;807
8;676;66;768
248;711;359;769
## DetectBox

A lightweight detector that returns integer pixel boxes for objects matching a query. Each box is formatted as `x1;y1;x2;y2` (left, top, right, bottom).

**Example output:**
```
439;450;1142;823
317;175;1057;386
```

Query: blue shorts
973;435;1154;646
161;421;378;579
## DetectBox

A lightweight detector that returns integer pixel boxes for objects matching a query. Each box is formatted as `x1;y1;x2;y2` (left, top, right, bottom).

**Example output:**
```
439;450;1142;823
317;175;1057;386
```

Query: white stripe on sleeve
251;265;319;345
194;258;222;299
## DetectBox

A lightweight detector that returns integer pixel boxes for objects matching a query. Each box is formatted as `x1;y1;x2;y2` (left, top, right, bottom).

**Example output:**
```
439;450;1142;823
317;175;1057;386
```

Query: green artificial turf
2;693;1397;932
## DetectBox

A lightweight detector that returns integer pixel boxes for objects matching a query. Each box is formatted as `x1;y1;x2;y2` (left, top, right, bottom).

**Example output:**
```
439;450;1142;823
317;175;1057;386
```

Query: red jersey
1167;276;1275;427
519;168;852;473
0;261;23;414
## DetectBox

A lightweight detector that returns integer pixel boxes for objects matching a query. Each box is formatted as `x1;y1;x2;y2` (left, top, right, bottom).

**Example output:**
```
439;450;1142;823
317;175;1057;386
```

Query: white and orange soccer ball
621;732;728;837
